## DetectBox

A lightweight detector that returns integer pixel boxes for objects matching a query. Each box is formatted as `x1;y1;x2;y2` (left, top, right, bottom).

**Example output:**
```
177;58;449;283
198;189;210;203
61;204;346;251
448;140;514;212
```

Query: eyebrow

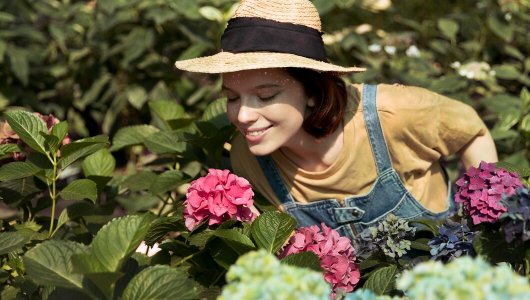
221;83;282;92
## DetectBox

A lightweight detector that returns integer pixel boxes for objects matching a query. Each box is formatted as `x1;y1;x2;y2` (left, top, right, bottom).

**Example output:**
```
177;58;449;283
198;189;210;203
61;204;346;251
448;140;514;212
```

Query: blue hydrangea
428;219;476;262
397;256;530;300
343;289;400;300
500;187;530;243
218;250;331;300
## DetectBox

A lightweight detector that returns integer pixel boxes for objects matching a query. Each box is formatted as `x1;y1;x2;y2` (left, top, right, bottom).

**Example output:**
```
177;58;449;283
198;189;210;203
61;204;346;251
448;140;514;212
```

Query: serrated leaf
59;179;98;203
23;240;89;290
0;232;29;255
280;252;322;272
89;214;154;272
5;110;48;154
42;133;60;153
213;228;256;255
188;230;215;247
60;135;109;168
363;264;398;295
121;265;198;300
109;125;159;151
0;161;41;181
437;18;459;41
82;149;115;177
144;215;185;246
149;170;186;195
250;211;297;253
144;130;187;154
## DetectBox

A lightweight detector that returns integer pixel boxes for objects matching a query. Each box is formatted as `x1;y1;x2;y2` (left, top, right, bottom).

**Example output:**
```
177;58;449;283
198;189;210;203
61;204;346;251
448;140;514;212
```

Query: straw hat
174;0;366;74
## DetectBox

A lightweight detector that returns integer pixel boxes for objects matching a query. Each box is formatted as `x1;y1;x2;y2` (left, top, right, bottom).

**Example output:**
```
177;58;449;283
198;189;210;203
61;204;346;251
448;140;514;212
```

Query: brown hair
286;68;348;138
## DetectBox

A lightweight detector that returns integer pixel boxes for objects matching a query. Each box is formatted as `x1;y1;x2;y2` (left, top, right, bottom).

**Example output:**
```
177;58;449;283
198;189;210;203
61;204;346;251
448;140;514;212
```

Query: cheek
226;102;238;124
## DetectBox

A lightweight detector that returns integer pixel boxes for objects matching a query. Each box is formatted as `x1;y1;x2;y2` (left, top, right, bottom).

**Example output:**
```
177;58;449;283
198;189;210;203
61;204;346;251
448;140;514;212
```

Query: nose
236;99;259;124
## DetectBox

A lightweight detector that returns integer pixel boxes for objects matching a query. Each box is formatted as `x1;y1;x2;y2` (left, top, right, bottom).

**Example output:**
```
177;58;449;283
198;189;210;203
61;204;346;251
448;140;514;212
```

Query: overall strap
362;84;393;173
255;155;296;205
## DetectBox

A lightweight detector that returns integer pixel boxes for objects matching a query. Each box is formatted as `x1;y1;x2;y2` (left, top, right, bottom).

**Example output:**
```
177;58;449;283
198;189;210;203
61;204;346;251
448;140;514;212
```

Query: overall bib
256;84;454;241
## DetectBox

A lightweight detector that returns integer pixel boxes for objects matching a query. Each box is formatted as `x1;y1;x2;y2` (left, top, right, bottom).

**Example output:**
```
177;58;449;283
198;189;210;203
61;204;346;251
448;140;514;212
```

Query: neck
280;126;344;172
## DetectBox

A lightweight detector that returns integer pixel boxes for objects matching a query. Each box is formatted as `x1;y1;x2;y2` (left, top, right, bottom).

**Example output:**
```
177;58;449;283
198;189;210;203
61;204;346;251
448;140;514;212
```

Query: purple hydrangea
455;161;523;224
500;188;530;244
428;219;476;262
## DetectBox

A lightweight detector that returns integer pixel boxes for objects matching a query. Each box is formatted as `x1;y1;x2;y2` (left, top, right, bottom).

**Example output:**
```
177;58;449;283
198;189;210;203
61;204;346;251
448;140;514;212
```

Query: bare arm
459;130;498;169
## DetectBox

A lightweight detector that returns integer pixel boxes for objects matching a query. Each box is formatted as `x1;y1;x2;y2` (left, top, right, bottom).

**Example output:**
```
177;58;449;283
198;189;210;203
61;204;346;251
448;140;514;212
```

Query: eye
227;96;240;102
258;92;279;101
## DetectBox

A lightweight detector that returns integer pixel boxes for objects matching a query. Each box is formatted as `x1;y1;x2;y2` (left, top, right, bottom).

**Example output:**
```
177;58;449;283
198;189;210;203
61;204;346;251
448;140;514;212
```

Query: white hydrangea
397;256;530;300
218;250;331;300
452;61;495;80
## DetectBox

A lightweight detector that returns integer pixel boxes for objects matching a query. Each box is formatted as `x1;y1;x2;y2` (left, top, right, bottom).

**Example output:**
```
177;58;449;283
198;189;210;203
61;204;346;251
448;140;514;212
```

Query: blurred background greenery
1;0;529;167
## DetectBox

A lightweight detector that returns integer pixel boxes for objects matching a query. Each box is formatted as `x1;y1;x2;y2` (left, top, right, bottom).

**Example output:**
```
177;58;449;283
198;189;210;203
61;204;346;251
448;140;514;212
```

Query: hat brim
174;51;366;74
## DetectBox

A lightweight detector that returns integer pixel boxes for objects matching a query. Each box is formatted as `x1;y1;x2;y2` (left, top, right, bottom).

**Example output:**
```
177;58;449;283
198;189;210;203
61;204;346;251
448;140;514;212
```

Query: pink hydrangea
455;161;524;224
183;169;256;231
279;223;360;297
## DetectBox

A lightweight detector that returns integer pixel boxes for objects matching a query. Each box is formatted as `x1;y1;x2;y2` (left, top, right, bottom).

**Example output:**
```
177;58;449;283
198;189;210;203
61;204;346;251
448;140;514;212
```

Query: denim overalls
256;84;453;241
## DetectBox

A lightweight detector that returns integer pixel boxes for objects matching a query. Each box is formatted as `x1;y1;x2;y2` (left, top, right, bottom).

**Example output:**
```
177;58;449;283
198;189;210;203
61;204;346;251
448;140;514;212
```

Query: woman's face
223;68;313;156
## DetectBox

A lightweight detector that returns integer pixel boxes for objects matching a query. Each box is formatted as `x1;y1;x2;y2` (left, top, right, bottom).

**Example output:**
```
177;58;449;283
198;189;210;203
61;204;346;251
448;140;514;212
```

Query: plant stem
48;154;58;238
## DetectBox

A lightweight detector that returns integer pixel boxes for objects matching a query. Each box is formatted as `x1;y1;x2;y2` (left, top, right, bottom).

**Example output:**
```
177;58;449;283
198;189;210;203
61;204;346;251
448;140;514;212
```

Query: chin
247;144;276;157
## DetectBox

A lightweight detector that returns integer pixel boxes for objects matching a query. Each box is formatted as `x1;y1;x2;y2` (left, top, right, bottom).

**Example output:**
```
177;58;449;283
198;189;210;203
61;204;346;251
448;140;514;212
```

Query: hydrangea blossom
279;223;360;296
183;169;256;231
500;187;530;243
359;214;416;258
397;256;530;300
428;219;476;262
343;289;401;300
455;161;523;224
219;250;331;300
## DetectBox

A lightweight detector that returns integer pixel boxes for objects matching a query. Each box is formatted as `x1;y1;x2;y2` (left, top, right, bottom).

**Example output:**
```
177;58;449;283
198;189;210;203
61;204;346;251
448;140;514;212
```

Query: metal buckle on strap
331;207;365;223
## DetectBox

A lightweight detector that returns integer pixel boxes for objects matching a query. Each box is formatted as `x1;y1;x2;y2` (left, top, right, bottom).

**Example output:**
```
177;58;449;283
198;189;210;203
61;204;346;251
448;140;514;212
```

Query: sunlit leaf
250;211;297;253
59;179;98;203
82;149;115;177
363;265;398;295
5;110;48;154
0;162;41;181
60;135;109;168
109;125;159;151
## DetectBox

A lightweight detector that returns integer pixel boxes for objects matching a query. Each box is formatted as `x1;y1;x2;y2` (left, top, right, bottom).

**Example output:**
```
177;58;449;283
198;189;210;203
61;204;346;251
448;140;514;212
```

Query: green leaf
5;110;48;154
89;214;154;272
363;264;398;295
437;18;459;41
250;211;297;253
51;121;69;145
280;252;322;272
126;85;148;109
6;46;29;86
0;162;41;181
115;194;161;213
23;240;89;290
109;125;159;151
495;162;530;178
42;133;61;154
60;135;109;168
148;100;185;122
149;170;186;195
0;143;22;156
473;231;523;263
213;228;256;255
487;15;514;42
0;232;29;255
202;98;230;128
121;170;158;192
82;149;115;177
199;6;223;22
144;215;185;246
59;179;98;203
144;130;187;154
121;265;198;300
493;64;522;80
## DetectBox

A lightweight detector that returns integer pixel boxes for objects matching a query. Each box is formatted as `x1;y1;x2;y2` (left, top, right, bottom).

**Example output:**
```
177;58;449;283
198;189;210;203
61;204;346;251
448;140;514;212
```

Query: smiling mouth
245;126;272;137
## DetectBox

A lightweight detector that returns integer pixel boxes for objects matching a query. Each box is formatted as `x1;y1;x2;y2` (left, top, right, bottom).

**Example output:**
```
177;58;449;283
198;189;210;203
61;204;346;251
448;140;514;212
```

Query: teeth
247;130;265;136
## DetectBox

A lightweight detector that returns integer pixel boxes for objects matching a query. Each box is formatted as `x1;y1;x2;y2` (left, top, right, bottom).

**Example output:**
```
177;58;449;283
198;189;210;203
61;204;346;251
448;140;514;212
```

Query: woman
174;0;498;239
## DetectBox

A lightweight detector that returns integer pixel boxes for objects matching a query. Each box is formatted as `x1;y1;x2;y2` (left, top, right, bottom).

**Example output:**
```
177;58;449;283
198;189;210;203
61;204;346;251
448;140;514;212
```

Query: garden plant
1;0;530;299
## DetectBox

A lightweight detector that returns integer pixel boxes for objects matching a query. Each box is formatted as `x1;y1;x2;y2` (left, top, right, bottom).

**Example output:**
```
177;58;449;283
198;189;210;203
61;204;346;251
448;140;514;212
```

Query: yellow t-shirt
229;83;487;213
